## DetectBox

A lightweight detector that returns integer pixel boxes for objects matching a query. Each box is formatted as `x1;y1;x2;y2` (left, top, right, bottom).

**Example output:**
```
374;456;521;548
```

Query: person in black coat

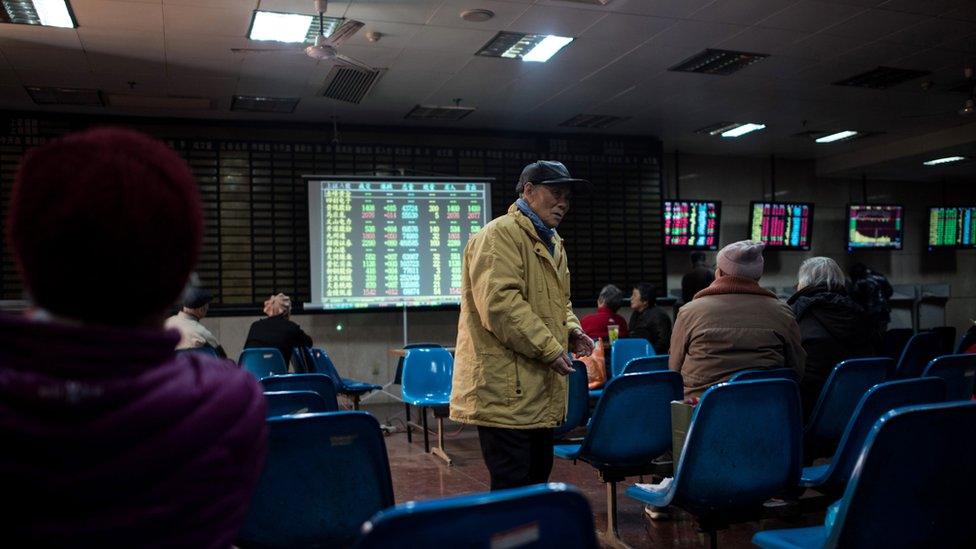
628;282;672;355
243;293;313;370
788;257;878;419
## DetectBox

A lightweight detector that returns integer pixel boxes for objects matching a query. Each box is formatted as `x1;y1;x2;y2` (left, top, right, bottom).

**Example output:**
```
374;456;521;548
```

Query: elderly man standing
451;160;595;490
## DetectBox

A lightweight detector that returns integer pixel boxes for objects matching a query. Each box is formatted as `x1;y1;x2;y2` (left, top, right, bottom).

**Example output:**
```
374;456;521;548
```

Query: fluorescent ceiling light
721;123;766;138
33;0;73;28
249;11;314;42
522;35;574;62
923;156;966;166
816;130;858;143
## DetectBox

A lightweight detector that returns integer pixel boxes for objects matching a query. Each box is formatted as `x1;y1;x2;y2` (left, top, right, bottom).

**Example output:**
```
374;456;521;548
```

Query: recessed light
923;156;966;166
460;9;494;22
816;130;859;143
720;123;766;138
1;0;76;28
477;32;574;63
247;10;343;43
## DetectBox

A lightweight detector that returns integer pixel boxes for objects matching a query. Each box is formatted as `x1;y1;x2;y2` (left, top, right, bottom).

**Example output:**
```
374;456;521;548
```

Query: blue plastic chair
621;355;669;375
308;348;381;410
626;379;802;548
554;360;590;439
263;391;331;418
260;374;340;411
402;347;454;464
804;357;891;461
800;378;946;499
610;337;655;378
956;326;976;354
394;343;442;385
922;353;976;401
238;412;395;548
754;401;976;549
554;371;682;545
882;328;914;360
893;331;943;379
239;347;288;378
728;368;799;383
356;483;597;549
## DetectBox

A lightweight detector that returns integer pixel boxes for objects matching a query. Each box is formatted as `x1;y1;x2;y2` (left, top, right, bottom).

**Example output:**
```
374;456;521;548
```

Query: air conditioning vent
405;104;475;121
319;66;383;104
669;49;769;75
26;86;104;106
559;114;629;129
231;95;300;113
833;66;931;89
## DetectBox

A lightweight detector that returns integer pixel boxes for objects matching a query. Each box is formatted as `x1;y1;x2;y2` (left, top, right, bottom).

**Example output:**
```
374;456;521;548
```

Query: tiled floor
367;403;826;549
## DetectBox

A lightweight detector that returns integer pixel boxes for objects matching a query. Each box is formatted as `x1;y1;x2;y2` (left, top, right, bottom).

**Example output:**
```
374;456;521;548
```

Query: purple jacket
0;313;267;548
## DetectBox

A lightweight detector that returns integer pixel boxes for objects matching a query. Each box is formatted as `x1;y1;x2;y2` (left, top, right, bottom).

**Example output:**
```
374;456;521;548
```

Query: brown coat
669;276;806;398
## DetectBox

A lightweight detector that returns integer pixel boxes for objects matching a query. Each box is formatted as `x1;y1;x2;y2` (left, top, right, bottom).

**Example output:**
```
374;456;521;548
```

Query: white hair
797;257;847;291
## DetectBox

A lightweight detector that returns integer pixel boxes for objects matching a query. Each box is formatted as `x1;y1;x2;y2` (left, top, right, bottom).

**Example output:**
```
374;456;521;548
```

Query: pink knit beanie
716;240;765;280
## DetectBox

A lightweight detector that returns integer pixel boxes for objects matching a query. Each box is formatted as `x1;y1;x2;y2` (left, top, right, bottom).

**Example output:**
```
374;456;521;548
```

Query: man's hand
548;353;575;376
569;328;595;357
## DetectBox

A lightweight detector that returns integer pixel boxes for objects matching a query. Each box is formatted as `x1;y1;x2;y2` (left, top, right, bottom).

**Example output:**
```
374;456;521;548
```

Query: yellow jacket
450;203;581;429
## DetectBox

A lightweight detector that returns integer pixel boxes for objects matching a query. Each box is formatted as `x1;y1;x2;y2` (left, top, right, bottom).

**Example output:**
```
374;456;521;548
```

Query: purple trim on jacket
0;313;267;548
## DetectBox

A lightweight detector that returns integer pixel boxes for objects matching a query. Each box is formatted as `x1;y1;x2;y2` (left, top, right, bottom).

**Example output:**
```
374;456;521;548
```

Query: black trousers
477;426;554;491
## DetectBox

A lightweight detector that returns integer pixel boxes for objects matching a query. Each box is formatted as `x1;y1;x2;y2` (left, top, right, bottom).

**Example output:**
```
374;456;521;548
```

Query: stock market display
663;200;720;249
847;204;903;250
928;206;976;249
750;202;813;250
307;178;491;310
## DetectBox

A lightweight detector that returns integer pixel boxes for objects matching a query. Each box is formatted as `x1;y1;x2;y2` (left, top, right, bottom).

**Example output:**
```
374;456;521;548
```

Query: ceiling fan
232;0;373;72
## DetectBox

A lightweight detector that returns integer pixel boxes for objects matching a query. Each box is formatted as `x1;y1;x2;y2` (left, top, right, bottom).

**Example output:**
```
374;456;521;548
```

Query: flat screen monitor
663;200;721;250
928;206;976;250
749;201;813;250
847;204;904;251
306;176;492;310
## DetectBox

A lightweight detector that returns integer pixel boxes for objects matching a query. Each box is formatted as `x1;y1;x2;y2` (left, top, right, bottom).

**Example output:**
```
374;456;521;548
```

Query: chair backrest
356;483;597;549
239;347;288;378
263;391;331;418
882;328;914;360
177;346;218;357
674;379;802;516
394;343;442;385
554;360;590;437
261;374;340;411
728;368;799;383
826;402;976;548
815;378;946;498
308;348;347;389
956;325;976;354
805;357;891;460
401;347;453;404
580;371;683;468
922;354;976;401
239;412;395;548
291;347;312;373
927;326;957;356
610;338;654;378
894;331;943;378
621;355;669;375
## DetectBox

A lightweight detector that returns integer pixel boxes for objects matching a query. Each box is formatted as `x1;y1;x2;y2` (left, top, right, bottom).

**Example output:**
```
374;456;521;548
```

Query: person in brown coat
669;240;805;398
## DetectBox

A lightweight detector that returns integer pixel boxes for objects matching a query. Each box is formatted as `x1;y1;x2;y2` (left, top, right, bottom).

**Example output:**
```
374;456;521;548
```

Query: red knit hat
6;127;203;325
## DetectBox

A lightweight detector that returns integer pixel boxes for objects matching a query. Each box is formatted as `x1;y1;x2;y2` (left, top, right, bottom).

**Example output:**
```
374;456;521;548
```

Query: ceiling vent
405;104;475;121
25;86;104;106
833;66;931;89
559;114;629;129
319;66;383;104
669;49;769;75
231;95;300;113
105;94;216;110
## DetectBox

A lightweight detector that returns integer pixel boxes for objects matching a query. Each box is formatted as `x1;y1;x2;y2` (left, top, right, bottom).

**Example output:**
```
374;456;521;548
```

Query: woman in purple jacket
0;128;267;548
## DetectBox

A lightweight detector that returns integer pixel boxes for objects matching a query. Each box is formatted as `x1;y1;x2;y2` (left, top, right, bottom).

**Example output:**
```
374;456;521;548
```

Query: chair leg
405;404;412;443
351;394;361;410
707;529;717;549
421;406;430;453
594;480;631;549
430;416;453;466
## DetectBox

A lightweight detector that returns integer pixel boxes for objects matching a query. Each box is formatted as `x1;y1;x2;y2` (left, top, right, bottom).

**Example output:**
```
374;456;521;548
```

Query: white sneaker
644;505;670;520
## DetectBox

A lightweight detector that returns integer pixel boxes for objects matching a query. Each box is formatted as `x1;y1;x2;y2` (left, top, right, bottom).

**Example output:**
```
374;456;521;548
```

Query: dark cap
182;286;213;309
516;160;591;195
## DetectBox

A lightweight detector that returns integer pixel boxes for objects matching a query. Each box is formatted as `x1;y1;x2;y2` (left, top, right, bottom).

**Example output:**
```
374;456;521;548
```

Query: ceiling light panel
833;66;931;89
477;32;574;63
669;49;769;76
816;130;859;143
25;85;103;106
0;0;76;28
559;114;630;129
248;11;343;43
923;156;966;166
405;105;475;121
231;95;300;113
721;123;766;138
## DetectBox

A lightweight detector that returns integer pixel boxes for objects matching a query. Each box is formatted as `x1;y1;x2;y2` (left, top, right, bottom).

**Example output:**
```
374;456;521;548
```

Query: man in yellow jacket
451;160;595;490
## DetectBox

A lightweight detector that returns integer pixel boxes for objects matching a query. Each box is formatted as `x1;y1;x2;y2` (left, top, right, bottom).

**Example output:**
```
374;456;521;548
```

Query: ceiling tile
944;4;976;22
539;0;713;19
80;28;164;61
167;75;238;98
0;25;83;49
87;52;165;75
577;13;676;51
426;0;532;31
941;33;976;53
758;0;865;33
688;0;800;26
392;49;473;74
894;47;968;72
834;41;919;67
365;68;454;110
718;26;809;55
344;0;443;25
339;21;422;50
507;4;608;36
71;0;163;32
162;3;253;37
237;76;308;98
884;18;976;48
1;46;91;73
400;26;496;52
93;72;169;95
878;0;973;16
822;8;925;40
16;69;99;88
781;33;864;61
642;19;749;51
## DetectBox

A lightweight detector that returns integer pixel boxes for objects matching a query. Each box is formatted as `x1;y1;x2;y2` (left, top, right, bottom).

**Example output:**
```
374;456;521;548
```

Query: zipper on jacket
514;361;522;396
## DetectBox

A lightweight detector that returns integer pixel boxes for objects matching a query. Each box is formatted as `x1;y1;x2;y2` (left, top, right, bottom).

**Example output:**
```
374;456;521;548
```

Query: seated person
788;257;877;419
244;293;313;369
0;128;267;546
629;282;671;354
580;284;630;340
165;284;226;357
669;240;805;398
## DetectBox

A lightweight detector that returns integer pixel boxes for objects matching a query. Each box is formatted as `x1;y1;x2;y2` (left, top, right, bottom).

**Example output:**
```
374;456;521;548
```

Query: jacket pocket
477;350;521;407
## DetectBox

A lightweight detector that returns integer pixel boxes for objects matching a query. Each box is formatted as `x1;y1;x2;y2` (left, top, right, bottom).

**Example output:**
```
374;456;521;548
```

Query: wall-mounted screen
663;200;721;250
306;176;492;310
847;204;904;251
928;206;976;250
749;201;813;250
